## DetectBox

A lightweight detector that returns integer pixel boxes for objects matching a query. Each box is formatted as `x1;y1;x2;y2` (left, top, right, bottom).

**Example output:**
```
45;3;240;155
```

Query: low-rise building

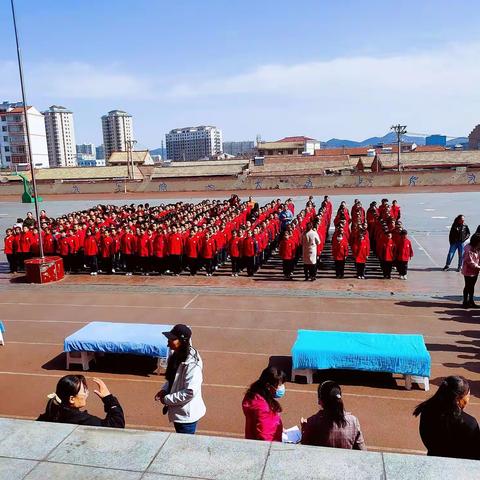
257;136;320;156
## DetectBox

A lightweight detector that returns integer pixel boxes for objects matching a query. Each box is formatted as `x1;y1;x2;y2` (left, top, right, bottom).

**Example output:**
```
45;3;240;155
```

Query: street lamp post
10;0;44;258
391;124;407;172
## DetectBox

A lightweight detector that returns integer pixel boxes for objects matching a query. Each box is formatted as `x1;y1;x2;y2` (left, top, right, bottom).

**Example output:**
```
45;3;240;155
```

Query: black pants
245;256;255;276
304;264;316;280
124;254;135;273
61;254;71;273
102;257;113;274
463;275;478;304
138;256;150;274
6;253;16;273
283;259;295;277
382;261;393;278
334;260;345;277
231;256;240;274
154;256;165;274
397;261;408;276
85;255;98;273
355;262;365;277
170;255;182;274
203;258;214;275
188;257;198;275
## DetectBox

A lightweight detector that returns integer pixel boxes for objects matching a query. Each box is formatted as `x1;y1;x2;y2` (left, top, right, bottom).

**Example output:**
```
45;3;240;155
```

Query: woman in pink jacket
462;234;480;308
242;366;286;441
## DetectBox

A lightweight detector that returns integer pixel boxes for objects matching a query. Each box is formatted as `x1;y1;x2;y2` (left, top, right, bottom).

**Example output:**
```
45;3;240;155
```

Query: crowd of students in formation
3;195;415;281
37;324;480;460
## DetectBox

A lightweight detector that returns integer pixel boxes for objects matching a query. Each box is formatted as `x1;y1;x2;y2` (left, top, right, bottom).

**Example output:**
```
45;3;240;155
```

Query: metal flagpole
10;0;45;258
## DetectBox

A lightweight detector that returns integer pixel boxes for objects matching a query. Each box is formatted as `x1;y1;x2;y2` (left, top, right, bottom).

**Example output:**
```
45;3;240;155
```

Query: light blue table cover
64;322;173;357
292;330;431;377
0;321;4;333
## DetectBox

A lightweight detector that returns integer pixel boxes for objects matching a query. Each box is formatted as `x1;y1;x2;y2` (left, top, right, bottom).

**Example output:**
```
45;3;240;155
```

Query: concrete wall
1;418;478;480
1;169;480;196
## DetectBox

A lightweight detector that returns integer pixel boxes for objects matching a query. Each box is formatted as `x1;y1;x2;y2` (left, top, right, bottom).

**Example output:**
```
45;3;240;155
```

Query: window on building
3;136;8;142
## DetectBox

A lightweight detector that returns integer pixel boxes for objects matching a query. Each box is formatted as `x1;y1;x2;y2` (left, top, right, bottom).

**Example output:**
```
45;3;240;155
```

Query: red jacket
352;237;370;263
153;234;166;258
332;238;349;261
279;238;296;260
100;236;115;258
4;235;14;255
84;236;99;256
185;236;200;258
381;239;396;261
229;237;242;257
120;233;136;255
200;238;216;259
43;234;56;254
58;237;71;256
137;235;153;257
242;393;283;442
242;237;257;257
18;231;33;253
168;233;183;255
396;238;413;261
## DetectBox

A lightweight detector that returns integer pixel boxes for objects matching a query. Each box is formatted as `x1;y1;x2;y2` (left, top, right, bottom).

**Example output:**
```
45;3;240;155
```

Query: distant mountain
446;137;468;146
324;132;427;148
150;147;167;158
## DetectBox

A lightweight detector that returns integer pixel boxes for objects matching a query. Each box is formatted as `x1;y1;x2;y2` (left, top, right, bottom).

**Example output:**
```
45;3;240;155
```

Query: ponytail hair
319;381;347;428
41;375;87;422
413;375;469;420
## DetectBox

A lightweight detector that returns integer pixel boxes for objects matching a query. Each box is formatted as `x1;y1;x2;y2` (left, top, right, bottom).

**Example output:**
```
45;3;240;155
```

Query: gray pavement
1;418;479;480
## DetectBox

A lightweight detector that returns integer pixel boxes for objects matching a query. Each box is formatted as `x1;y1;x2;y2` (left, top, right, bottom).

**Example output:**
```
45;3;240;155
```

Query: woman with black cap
155;324;206;434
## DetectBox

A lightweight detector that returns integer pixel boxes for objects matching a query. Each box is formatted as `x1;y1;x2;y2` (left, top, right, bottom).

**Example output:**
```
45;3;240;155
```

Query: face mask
274;384;285;399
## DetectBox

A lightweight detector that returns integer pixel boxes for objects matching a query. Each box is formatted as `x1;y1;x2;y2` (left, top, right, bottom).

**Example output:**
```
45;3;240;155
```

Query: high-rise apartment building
101;110;134;161
96;144;105;160
166;125;223;161
43;105;77;167
0;101;49;169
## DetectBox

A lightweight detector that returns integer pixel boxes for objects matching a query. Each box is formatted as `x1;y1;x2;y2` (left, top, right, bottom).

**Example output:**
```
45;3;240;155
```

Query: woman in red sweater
84;229;99;275
332;231;349;279
200;231;216;276
279;231;296;279
229;230;242;277
352;230;370;279
4;228;16;273
395;229;414;280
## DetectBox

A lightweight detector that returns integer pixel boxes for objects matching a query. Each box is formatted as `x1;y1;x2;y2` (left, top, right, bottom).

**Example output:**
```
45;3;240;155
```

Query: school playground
0;189;479;454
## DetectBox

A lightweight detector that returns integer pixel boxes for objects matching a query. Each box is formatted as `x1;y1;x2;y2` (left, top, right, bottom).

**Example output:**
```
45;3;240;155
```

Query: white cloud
0;61;155;100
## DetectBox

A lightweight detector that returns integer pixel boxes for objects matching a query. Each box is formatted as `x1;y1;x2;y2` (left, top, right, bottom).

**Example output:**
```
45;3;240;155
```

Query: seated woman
37;375;125;428
413;375;480;459
242;366;286;442
301;380;365;450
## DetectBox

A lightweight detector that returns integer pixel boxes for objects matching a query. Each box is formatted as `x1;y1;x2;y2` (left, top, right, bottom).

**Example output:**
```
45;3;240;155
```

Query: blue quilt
64;322;173;358
292;330;431;377
0;321;4;333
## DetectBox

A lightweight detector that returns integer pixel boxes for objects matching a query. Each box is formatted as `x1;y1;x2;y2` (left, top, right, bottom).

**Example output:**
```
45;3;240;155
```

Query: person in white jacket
155;324;206;434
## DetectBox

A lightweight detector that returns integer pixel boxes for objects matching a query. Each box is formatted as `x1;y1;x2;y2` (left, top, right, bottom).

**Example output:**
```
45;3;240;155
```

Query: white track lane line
182;294;199;309
410;233;441;268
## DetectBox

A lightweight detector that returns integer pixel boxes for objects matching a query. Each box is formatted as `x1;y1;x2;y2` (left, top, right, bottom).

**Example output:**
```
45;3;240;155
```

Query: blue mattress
64;322;173;358
0;322;4;333
292;330;431;377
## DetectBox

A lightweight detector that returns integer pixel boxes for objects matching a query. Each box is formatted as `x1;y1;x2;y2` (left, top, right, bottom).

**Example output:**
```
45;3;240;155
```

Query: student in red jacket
168;226;183;276
242;230;257;277
279;231;296;279
84;229;99;275
4;228;16;273
120;227;136;276
42;227;56;256
229;230;242;276
200;231;216;276
58;231;72;273
380;232;396;279
137;228;153;276
185;229;200;276
332;231;349;279
153;229;166;275
100;230;115;274
396;230;414;280
18;225;33;269
352;230;370;279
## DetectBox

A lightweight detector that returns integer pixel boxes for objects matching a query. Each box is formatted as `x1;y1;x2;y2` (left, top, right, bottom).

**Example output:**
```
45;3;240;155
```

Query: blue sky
1;0;479;148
